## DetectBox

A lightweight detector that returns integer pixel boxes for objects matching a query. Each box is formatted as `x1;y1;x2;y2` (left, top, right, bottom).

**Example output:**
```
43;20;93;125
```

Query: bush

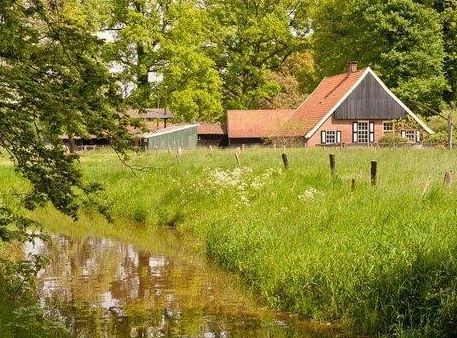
379;133;407;145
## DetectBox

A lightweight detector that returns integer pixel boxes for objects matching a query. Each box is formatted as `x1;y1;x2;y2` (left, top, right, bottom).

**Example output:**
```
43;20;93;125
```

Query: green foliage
0;0;129;225
425;109;457;144
0;255;67;338
378;133;407;145
98;0;224;121
0;1;130;334
312;0;448;114
206;0;311;109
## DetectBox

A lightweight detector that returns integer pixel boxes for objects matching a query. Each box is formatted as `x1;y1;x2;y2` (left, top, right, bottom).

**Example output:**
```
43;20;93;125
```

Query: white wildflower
298;187;323;201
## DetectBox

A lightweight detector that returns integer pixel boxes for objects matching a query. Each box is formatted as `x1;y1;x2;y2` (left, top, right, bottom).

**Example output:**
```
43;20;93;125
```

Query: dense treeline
54;0;457;119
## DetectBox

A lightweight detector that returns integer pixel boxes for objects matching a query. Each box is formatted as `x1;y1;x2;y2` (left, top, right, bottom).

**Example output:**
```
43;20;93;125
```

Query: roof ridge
323;67;367;80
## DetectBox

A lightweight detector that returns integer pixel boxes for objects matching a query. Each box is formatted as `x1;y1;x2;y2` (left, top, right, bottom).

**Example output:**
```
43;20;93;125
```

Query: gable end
333;72;407;120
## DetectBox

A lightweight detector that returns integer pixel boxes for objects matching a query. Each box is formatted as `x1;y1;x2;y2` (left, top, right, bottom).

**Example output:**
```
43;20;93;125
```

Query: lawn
3;147;457;336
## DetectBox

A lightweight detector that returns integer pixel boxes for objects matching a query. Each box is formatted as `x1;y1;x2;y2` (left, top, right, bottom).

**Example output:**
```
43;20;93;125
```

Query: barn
279;62;433;146
227;109;294;145
197;123;228;147
139;124;198;150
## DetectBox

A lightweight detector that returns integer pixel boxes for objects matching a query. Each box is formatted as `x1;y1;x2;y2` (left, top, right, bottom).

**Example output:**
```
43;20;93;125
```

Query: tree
312;0;448;114
205;0;312;110
419;0;457;105
97;0;223;122
0;0;129;242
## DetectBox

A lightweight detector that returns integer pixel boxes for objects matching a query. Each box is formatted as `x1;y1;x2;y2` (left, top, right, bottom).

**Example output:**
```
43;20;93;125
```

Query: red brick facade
307;117;383;146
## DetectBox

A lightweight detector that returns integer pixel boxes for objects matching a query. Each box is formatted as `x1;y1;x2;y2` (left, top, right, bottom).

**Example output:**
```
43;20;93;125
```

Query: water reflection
27;234;337;338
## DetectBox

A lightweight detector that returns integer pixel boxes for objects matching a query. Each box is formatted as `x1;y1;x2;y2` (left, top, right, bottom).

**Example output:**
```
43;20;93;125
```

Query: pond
25;228;339;338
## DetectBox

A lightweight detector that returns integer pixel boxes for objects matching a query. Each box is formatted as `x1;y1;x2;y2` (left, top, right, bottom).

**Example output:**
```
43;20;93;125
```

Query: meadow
2;147;457;336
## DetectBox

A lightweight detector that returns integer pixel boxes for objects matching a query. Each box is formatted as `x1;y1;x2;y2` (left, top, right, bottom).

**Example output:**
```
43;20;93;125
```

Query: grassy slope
4;147;457;336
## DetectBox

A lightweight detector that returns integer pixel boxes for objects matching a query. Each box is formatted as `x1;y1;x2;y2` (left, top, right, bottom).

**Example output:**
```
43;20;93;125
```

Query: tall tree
0;0;129;242
312;0;448;114
205;0;312;110
100;0;223;121
419;0;457;105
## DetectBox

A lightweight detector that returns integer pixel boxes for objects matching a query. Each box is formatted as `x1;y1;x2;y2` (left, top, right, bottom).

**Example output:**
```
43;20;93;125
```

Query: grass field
3;147;457;336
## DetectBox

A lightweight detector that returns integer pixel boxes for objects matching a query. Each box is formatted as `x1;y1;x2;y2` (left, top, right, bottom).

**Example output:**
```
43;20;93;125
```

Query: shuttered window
321;130;342;145
353;121;374;143
357;121;369;143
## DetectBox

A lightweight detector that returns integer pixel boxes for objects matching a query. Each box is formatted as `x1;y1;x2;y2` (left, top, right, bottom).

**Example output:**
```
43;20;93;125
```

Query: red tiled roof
227;109;294;138
280;68;367;137
198;123;227;135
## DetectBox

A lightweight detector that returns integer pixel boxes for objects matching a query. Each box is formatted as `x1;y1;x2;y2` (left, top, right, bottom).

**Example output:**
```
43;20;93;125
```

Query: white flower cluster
298;187;323;201
195;167;283;207
210;167;252;188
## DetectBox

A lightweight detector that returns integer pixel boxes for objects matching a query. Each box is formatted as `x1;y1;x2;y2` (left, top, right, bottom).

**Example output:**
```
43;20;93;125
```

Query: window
353;121;375;143
403;130;416;143
357;121;369;143
383;122;394;134
320;130;342;145
326;131;336;144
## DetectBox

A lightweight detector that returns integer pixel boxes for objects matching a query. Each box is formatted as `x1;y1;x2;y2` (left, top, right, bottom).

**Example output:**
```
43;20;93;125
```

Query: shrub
379;133;407;145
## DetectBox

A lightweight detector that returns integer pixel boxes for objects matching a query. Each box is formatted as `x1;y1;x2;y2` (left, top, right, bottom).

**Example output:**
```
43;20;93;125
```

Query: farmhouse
279;62;433;146
219;62;433;147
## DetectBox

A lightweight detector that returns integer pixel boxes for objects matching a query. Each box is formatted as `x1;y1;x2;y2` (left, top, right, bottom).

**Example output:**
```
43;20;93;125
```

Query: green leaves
206;0;311;109
0;0;130;240
312;0;449;115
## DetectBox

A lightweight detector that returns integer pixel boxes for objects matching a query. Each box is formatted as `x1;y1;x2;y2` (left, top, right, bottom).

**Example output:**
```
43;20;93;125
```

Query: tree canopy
312;0;449;115
0;0;130;242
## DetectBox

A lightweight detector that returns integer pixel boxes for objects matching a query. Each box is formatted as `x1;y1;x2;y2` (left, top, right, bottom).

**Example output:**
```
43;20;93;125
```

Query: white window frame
357;121;369;144
325;131;336;144
321;130;342;145
403;129;417;143
383;121;394;134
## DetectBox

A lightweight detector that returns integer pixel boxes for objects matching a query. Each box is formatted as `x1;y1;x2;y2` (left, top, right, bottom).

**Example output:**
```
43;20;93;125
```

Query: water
25;230;338;338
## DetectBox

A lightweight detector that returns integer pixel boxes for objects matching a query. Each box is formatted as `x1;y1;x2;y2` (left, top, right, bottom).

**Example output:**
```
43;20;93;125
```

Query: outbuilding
197;123;228;147
227;109;294;145
139;124;198;150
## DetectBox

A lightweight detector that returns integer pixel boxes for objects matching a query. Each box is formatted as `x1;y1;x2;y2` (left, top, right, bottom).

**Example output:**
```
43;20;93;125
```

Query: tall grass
4;147;457;336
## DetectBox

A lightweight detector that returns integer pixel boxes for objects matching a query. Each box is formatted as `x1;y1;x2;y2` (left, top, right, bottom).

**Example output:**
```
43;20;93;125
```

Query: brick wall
306;116;387;146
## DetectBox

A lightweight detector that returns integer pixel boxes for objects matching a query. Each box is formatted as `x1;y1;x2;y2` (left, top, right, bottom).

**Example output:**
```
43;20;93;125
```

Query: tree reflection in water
27;234;337;338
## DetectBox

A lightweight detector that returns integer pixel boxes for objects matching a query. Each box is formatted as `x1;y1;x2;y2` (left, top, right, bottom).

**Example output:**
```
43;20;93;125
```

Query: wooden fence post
371;160;378;187
282;153;289;170
234;152;241;167
329;154;336;176
444;170;453;188
449;113;453;150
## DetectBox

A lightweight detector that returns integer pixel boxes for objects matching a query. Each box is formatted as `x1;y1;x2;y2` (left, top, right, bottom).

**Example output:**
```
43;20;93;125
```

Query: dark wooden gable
333;72;407;120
